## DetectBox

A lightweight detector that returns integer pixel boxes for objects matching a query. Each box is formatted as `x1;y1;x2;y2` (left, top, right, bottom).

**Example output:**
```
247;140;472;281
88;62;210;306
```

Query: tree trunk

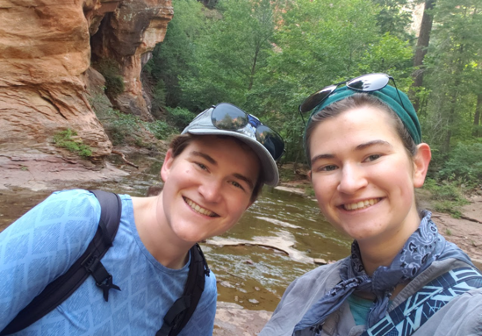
248;47;260;91
443;43;465;153
474;94;482;137
411;0;436;112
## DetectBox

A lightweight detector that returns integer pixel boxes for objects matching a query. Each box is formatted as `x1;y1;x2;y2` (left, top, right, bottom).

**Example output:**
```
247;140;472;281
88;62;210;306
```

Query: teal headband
306;85;422;144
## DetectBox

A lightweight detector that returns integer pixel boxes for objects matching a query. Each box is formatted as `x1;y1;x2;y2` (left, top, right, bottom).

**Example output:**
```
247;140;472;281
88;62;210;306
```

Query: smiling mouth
342;198;381;211
184;197;219;217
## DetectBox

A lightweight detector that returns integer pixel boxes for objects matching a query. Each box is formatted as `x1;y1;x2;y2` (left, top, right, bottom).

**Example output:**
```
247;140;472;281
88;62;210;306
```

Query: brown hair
304;93;417;166
169;133;264;202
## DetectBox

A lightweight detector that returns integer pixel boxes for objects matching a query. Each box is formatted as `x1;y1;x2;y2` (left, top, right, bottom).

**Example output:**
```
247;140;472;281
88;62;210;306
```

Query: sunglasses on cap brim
298;73;405;114
210;103;285;161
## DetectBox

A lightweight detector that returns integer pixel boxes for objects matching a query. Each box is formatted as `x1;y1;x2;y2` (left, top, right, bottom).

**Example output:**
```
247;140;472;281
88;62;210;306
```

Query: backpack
1;190;210;336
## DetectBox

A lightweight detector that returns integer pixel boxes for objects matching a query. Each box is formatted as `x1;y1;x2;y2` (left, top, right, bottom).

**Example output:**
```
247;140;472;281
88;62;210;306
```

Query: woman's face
308;106;428;246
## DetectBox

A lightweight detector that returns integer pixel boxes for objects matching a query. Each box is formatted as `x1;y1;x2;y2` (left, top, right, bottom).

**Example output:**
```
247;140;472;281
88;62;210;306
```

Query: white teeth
343;199;379;211
185;198;217;217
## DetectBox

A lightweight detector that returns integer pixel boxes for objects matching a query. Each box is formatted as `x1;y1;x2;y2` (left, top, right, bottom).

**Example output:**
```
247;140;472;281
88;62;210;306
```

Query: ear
308;170;312;181
160;149;175;182
412;143;431;188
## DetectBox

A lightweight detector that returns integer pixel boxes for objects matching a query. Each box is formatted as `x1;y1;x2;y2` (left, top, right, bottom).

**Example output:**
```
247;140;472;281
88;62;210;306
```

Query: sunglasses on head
298;73;405;115
209;103;285;161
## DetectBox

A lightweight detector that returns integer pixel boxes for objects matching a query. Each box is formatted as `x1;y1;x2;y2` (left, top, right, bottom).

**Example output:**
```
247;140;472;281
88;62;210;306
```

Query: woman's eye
365;154;381;162
320;164;337;172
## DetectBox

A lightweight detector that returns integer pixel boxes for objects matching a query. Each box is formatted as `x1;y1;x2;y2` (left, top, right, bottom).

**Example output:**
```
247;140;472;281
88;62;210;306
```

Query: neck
358;208;421;276
132;195;191;269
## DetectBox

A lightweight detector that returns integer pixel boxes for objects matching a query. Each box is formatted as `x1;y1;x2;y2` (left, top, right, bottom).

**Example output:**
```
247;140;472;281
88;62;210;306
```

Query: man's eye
196;162;208;170
231;181;245;191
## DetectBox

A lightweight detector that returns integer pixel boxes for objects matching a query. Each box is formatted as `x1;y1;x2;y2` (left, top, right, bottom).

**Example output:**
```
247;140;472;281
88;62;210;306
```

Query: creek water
0;154;351;312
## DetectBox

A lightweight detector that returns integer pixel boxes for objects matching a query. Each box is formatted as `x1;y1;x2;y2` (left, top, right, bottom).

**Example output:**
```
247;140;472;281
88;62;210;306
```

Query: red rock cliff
0;0;173;159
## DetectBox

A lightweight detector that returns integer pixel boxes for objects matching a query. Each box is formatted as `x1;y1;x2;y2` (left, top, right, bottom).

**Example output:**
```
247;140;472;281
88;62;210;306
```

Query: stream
0;153;352;312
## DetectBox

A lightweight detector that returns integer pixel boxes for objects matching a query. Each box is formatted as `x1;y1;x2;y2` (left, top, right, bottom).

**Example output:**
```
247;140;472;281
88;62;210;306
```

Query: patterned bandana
294;211;474;332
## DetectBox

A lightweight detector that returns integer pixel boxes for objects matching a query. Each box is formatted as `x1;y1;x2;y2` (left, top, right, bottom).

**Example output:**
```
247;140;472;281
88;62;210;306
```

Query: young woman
0;103;284;335
260;74;482;336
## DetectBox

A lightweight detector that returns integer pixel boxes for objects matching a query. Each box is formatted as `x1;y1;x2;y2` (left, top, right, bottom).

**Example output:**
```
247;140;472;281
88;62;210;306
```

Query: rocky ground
1;153;481;335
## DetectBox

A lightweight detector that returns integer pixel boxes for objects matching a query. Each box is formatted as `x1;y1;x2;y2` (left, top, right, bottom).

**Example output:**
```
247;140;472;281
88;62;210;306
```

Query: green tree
179;0;276;110
421;0;482;152
144;0;205;109
410;0;436;112
371;0;415;41
248;0;413;162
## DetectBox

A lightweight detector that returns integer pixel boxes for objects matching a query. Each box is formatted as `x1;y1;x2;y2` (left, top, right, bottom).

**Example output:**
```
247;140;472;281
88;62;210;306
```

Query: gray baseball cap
181;103;283;186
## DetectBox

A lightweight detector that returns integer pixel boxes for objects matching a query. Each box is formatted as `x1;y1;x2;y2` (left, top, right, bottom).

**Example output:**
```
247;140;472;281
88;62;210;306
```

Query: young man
0;103;284;335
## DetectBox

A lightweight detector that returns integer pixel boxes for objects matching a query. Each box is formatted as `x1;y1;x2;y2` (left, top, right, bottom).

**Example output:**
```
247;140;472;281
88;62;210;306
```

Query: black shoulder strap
0;190;122;336
156;243;211;336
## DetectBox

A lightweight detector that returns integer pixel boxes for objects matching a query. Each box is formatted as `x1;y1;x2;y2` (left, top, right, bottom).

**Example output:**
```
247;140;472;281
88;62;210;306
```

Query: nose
337;163;367;194
198;178;223;203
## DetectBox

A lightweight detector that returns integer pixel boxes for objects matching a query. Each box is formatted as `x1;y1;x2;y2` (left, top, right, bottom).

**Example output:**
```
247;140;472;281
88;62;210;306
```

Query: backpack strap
362;266;482;336
0;190;122;335
156;243;211;336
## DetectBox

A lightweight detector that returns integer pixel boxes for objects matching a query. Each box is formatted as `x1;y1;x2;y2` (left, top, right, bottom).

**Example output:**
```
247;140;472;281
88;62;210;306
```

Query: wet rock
314;258;328;265
219;281;235;288
214;301;272;336
248;298;259;304
244;259;254;265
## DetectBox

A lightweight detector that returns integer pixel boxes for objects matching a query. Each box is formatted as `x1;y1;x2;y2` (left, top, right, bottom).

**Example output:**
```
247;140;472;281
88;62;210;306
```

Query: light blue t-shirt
347;294;373;326
0;189;217;335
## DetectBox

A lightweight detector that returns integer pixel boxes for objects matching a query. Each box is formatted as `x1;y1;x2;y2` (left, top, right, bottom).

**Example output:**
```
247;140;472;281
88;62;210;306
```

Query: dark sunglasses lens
347;73;389;91
212;103;248;130
299;85;337;113
256;125;285;161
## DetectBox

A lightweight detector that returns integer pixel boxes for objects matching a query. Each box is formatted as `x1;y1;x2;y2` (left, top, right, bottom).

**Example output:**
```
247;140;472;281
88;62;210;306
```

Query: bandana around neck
294;211;473;332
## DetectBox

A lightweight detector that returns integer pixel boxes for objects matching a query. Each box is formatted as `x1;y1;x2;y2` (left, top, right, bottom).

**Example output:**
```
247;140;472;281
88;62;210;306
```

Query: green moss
53;129;92;158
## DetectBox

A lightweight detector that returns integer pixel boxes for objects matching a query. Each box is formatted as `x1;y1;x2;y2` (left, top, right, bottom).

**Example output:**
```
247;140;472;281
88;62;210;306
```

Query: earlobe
413;143;432;188
160;149;175;182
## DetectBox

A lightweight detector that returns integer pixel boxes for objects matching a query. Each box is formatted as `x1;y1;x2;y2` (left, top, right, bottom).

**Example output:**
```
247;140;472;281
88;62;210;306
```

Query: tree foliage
142;0;482;184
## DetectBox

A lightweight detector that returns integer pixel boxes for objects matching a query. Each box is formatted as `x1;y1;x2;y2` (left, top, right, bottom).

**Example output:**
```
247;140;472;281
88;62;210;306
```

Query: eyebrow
233;173;255;190
310;153;335;166
191;151;255;190
310;140;393;165
191;151;217;165
355;139;392;150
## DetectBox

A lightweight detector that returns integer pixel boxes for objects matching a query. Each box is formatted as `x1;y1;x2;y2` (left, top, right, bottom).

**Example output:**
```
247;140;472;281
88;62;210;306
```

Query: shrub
53;129;92;158
147;120;174;140
423;178;469;217
439;143;482;188
167;107;196;130
94;59;125;97
95;106;176;145
151;80;167;112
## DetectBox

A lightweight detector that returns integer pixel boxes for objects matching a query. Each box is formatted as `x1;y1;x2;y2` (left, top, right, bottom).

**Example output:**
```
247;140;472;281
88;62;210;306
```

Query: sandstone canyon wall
0;0;173;160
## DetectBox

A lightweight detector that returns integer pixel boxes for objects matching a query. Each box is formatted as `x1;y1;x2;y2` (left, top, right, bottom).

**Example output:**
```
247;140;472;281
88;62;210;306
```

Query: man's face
160;135;260;244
